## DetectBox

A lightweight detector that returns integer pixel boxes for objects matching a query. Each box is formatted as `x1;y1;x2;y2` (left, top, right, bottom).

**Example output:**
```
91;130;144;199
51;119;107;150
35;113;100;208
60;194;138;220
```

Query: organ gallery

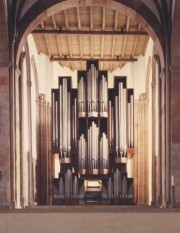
51;61;134;204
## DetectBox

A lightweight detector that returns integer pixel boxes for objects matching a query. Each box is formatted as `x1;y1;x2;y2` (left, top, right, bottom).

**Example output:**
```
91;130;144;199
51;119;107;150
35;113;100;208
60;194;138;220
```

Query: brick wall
0;67;11;207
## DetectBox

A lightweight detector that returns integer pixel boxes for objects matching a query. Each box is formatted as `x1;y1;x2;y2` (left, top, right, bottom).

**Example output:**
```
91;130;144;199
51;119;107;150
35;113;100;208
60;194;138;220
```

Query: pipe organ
52;61;134;205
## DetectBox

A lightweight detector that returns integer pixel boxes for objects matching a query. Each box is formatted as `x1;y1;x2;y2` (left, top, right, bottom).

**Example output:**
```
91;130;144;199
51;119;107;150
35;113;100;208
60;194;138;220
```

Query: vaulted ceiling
32;5;150;71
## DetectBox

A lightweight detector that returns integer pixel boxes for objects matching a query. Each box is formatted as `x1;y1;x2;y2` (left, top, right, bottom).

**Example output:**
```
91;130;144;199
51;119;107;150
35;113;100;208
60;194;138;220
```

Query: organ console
52;61;134;205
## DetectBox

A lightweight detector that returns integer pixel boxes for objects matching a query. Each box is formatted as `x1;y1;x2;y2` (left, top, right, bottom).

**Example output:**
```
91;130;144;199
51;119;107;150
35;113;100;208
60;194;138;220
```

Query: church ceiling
32;5;150;71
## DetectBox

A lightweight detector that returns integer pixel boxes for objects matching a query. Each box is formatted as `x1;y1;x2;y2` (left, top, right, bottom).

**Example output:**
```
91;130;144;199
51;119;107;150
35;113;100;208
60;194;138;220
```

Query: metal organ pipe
87;64;98;115
123;88;127;155
128;102;131;148
78;77;86;114
78;134;87;169
59;85;62;155
100;133;108;169
115;96;118;157
130;95;134;147
62;79;67;157
99;75;108;115
115;81;129;157
52;92;55;147
74;98;77;147
55;100;58;148
67;92;71;156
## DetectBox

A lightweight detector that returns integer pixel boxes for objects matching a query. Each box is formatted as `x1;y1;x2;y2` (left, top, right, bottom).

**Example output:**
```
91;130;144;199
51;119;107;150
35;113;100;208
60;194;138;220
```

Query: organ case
51;61;134;205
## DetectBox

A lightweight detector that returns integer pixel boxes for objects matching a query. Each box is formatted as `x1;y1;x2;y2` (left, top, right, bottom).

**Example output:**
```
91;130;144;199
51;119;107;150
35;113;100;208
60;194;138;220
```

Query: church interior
0;0;180;214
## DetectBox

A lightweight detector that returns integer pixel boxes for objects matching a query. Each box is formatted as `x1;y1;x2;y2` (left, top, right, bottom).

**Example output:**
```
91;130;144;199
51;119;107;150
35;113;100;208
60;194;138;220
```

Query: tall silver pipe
130;95;134;147
120;84;124;156
118;83;121;156
109;101;112;147
52;92;55;146
62;79;67;156
67;92;71;156
59;85;62;153
111;105;114;146
74;98;77;147
115;96;118;157
55;100;58;148
128;102;131;148
123;88;127;155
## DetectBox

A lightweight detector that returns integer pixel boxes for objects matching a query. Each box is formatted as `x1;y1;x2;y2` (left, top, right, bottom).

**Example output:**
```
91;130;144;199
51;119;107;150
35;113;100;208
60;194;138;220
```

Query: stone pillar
19;52;26;208
14;65;21;208
160;70;166;207
9;38;16;208
151;60;156;205
136;94;149;205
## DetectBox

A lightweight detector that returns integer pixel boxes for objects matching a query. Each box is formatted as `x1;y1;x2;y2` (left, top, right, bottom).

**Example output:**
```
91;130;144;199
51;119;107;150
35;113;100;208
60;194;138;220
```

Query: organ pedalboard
52;61;134;205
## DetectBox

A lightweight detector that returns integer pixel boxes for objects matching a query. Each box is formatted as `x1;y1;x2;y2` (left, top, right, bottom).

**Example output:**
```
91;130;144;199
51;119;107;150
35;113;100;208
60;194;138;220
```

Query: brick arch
16;0;165;66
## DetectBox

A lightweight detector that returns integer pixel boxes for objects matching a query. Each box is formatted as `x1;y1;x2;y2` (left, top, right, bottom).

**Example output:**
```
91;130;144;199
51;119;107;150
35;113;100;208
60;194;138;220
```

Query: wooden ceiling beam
90;35;93;58
121;16;130;57
132;25;141;57
56;36;62;57
110;35;116;69
51;15;57;29
50;57;137;62
40;22;52;57
90;6;93;30
111;35;116;58
79;35;83;57
64;10;69;29
77;7;81;29
114;10;118;30
56;36;63;67
102;7;105;30
101;36;104;58
67;35;72;57
32;29;148;36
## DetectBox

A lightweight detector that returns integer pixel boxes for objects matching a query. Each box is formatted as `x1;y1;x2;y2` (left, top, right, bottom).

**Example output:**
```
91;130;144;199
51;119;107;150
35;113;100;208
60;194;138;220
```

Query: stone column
137;94;149;205
9;38;16;208
151;56;156;205
160;70;166;207
19;52;26;208
14;65;21;208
